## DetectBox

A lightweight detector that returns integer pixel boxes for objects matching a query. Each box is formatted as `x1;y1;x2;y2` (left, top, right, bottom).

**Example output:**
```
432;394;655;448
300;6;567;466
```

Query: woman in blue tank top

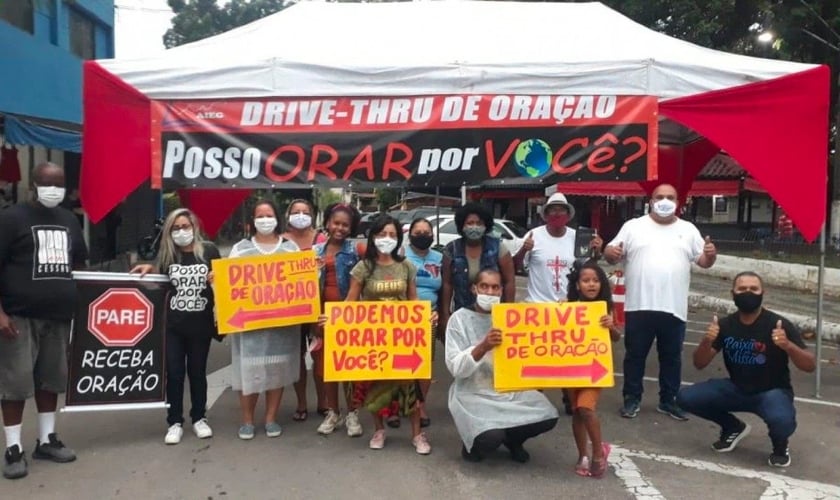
399;218;442;428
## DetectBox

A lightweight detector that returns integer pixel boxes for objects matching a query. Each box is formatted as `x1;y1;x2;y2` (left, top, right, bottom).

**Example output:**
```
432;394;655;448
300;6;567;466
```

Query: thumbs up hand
705;314;720;342
703;235;717;258
522;232;535;252
605;241;624;263
772;319;790;350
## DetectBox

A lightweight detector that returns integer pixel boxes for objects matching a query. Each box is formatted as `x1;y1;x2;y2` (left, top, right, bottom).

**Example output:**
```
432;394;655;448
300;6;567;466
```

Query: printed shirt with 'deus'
524;225;576;302
0;203;88;321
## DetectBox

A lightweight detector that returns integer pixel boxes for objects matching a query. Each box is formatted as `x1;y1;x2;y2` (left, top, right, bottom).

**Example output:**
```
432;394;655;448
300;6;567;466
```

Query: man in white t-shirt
514;193;602;303
604;183;717;421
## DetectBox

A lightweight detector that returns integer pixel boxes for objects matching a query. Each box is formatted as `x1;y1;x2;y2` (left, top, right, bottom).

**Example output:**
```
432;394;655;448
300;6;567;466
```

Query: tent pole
435;186;441;247
815;224;825;397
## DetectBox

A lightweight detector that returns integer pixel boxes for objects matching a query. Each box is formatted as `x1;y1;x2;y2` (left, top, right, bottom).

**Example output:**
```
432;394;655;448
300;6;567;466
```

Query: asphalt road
2;278;838;499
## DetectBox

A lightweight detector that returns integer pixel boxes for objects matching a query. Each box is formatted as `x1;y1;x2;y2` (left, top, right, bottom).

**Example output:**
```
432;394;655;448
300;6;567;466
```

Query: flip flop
574;457;591;477
589;443;612;478
292;409;308;422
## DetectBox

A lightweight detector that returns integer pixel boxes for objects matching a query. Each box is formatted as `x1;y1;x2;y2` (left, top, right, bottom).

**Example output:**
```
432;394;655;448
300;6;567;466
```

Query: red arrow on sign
227;304;314;329
392;350;423;373
520;359;609;384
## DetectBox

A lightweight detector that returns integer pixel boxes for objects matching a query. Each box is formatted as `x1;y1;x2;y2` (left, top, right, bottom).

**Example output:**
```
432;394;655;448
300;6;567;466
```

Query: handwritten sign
324;301;432;382
492;302;614;391
212;251;320;334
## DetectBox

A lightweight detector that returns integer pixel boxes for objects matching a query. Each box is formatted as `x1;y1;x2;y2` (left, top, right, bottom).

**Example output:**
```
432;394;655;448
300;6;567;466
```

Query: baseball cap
545;193;575;219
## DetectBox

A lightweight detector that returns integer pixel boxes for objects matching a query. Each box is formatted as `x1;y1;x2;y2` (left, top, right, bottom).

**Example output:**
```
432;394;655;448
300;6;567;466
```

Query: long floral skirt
346;380;422;415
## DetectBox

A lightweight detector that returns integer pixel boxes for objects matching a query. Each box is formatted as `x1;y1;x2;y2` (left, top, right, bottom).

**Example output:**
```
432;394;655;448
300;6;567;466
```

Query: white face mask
171;229;194;247
36;185;66;208
289;213;312;230
374;237;398;254
475;293;501;312
254;217;278;235
652;198;677;218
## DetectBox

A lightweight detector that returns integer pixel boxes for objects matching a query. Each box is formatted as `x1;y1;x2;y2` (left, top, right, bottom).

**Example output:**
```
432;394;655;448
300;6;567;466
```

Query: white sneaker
317;410;342;435
412;432;432;455
193;418;213;439
165;423;183;445
346;409;363;437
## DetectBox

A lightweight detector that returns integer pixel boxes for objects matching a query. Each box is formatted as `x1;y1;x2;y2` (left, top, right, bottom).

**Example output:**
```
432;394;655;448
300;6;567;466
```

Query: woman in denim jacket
312;203;364;436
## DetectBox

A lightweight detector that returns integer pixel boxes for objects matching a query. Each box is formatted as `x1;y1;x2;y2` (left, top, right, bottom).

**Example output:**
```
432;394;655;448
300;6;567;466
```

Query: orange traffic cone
611;270;626;326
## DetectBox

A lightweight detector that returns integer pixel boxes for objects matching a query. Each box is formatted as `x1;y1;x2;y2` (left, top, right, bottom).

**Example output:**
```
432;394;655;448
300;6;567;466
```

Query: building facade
1;0;120;262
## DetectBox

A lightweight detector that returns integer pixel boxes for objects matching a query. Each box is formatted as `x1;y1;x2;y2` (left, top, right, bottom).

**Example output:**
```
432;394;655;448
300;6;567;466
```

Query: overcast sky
114;0;174;59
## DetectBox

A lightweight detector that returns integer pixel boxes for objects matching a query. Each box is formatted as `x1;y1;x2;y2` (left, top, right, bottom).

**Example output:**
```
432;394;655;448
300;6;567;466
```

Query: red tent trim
660;66;830;242
81;61;152;224
177;189;252;239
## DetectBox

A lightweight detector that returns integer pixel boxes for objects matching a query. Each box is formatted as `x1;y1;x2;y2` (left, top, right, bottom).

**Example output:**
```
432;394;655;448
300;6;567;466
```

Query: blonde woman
229;200;301;439
131;208;220;445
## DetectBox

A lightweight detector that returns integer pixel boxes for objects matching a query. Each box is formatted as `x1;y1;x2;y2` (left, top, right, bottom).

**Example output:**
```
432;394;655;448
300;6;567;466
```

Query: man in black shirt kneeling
677;271;816;468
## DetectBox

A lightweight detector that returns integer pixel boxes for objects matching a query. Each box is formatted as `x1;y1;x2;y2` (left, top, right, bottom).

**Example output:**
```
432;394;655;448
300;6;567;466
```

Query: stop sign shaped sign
88;289;154;347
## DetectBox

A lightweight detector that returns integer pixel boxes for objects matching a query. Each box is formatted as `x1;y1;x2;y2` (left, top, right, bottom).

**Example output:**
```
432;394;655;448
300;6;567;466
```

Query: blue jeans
622;310;685;404
677;378;797;442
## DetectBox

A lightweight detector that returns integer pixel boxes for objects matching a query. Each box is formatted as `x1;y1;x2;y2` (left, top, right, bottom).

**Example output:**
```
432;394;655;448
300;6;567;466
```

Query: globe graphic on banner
514;139;553;178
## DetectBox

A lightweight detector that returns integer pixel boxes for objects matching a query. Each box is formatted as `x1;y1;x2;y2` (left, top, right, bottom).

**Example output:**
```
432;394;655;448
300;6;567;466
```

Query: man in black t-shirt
677;271;816;468
0;163;88;480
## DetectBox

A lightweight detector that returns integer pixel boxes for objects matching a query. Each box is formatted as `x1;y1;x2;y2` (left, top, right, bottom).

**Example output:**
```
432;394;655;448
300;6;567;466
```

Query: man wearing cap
604;183;717;422
515;193;602;305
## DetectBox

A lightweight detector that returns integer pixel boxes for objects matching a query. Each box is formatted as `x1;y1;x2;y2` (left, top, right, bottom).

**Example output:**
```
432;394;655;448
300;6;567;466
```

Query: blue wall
0;0;115;125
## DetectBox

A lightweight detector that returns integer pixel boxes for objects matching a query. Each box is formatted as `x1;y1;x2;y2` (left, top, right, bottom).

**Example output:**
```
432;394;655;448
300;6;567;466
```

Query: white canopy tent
81;2;830;395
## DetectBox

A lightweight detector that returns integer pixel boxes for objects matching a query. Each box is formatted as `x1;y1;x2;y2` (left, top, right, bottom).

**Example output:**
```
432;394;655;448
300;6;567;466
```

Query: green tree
164;0;288;48
374;188;401;211
597;0;840;65
315;188;343;211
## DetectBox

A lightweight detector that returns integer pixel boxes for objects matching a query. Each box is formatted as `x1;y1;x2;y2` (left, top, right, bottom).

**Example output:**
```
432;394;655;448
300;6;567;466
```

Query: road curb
688;293;840;343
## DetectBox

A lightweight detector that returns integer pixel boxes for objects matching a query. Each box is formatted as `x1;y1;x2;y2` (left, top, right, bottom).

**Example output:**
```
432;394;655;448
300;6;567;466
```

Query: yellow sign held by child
492;301;615;391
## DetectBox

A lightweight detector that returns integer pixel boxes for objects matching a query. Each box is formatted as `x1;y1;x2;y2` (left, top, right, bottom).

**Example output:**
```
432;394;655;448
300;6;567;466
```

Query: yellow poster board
212;250;320;334
492;301;614;391
324;301;432;382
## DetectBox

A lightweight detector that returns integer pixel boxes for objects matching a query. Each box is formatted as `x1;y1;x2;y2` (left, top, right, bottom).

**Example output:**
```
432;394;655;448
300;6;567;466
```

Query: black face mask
409;234;434;250
733;291;763;313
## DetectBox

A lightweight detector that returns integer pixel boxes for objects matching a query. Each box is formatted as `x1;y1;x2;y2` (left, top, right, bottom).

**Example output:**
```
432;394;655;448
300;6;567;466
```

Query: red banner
151;95;658;189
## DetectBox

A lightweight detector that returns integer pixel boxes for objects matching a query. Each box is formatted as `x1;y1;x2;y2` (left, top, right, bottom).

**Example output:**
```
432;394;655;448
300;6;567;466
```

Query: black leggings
472;417;558;455
166;331;212;426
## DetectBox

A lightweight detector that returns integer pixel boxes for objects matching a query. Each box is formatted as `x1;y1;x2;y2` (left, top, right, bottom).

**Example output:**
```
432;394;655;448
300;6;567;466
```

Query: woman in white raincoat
445;269;559;463
228;199;301;440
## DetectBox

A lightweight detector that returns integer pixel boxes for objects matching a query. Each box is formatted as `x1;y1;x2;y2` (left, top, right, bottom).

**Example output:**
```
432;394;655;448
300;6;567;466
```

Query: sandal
574;456;591;477
589;443;612;478
292;409;308;422
386;414;401;428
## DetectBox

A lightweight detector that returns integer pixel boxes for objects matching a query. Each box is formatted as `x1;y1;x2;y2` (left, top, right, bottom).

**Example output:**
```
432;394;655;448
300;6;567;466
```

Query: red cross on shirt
547;256;567;292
